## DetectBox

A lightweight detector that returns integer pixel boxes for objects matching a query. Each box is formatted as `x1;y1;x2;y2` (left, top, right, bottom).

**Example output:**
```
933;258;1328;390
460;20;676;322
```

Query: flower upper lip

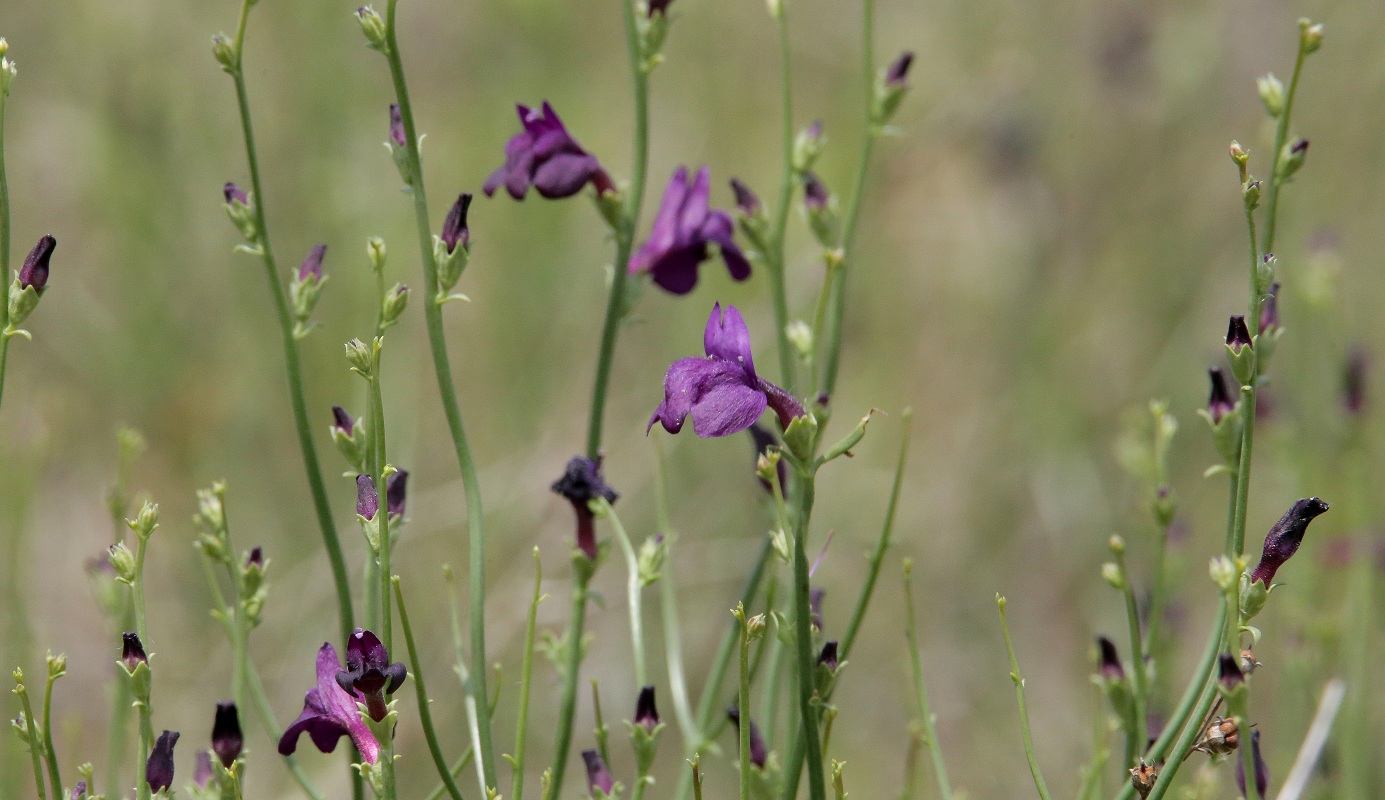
483;101;606;200
278;642;381;764
629;165;751;295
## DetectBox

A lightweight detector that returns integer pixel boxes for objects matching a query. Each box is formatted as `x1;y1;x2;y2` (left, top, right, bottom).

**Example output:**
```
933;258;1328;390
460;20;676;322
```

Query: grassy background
1;0;1382;797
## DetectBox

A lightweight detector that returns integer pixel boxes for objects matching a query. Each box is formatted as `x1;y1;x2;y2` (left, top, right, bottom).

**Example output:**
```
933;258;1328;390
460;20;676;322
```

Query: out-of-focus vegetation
1;0;1382;797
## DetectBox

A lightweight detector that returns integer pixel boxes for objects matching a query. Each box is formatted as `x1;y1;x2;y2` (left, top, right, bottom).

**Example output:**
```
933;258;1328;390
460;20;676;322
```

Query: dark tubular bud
1236;729;1269;798
647;0;673;16
389;103;406;147
1259;282;1280;334
146;730;179;792
223;183;248;206
337;628;408;721
730;179;762;218
1280;138;1309;181
1217;653;1244;689
1226;316;1253;351
1096;636;1124;681
803;171;829;212
18;235;56;292
726;705;768;768
441;193;472;254
817;640;839;671
298;244;327;282
246;546;264;568
885;51;914;88
551;456;619;560
356;474;379;521
212;702;243;768
386;470;408;518
1343;348;1368;416
70;780;88;799
582;749;615;794
1207;367;1235;423
331;406;355;435
1250;497;1330;585
634;685;660;732
121;632;148;670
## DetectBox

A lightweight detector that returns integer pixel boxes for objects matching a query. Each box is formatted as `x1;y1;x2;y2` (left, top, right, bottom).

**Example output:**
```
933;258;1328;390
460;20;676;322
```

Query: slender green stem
605;499;648;684
511;549;543;800
764;4;798;392
39;667;62;796
902;562;952;800
996;596;1052;800
651;439;696;744
245;663;324;800
425;749;476;800
818;0;877;399
444;568;489;799
1232;695;1259;800
103;597;135;798
1230;385;1257;558
585;0;652;458
226;0;355;654
134;697;153;800
1260;41;1309;256
1114;551;1148;764
370;371;392;650
548;570;591;800
394;577;466;800
380;3;497;783
736;606;753;800
788;476;827;800
16;679;48;800
0;70;11;412
131;536;149;645
840;409;910;657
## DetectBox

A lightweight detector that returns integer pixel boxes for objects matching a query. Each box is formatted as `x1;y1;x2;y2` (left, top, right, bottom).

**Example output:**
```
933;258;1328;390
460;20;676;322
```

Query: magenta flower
1250;497;1329;585
629;166;751;295
583;749;615;795
298;244;327;282
278;642;381;764
389;104;406;147
649;304;803;438
483;102;609;200
386;470;409;519
335;628;407;722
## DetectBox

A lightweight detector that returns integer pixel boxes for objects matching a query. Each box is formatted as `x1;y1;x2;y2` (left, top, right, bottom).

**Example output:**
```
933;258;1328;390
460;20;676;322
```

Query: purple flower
803;171;830;212
223;182;248;206
332;406;356;436
192;751;213;789
121;632;148;671
634;685;660;732
441;194;472;254
886;51;915;89
649;303;804;438
1226;316;1252;352
1207;367;1235;423
583;749;615;795
1096;636;1124;681
726;705;768;768
1236;730;1268;798
146;730;179;792
629;166;751;295
18;235;55;292
389;104;406;147
817;641;839;671
212;701;243;768
1259;282;1280;333
1217;652;1244;689
70;780;89;799
356;474;379;521
1250;497;1329;585
386;470;408;518
729;178;762;218
552;456;619;560
246;546;264;569
279;642;381;764
483;102;609;200
647;0;673;16
336;628;407;722
299;244;327;282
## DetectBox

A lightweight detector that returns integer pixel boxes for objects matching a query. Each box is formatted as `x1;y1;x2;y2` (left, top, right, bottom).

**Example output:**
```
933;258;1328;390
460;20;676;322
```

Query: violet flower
389;103;406;147
1096;636;1124;681
335;628;407;722
725;705;768;768
634;685;660;732
817;641;839;671
386;470;408;518
192;751;213;789
483;102;610;200
629;166;751;295
1226;316;1252;352
356;474;379;521
279;642;381;764
246;546;264;569
298;244;327;282
1207;367;1235;423
1259;282;1280;334
649;303;804;438
18;235;56;292
583;749;615;795
886;51;915;89
730;178;762;218
647;0;673;15
441;194;472;254
146;730;179;793
1250;497;1329;585
1236;730;1269;799
1217;652;1244;689
223;183;248;206
212;701;243;768
332;406;355;436
121;632;148;671
552;456;619;560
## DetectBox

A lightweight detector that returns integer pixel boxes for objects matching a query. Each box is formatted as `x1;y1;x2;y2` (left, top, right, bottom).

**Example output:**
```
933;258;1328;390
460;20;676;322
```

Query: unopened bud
1299;19;1324;54
356;6;389;51
211;34;236;71
1256;73;1284;117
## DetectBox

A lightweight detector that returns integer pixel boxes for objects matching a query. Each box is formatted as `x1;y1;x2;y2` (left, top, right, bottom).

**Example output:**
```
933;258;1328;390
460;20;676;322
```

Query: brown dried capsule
1129;759;1158;798
1239;648;1262;676
1193;716;1240;756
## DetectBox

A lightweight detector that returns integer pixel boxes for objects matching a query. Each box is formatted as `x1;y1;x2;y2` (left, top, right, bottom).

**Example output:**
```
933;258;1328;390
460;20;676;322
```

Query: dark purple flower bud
726;705;768;768
748;423;787;495
552;456;619;560
223;182;248;206
647;0;673;15
650;304;805;437
634;685;660;732
192;750;213;789
331;406;355;436
280;642;381;763
70;781;88;799
629;165;751;295
212;701;243;768
246;546;264;568
121;632;148;671
1226;316;1253;352
1236;729;1268;798
336;628;407;722
1259;282;1280;334
385;470;409;518
809;588;826;633
298;244;327;282
146;730;179;792
582;749;615;795
1250;497;1330;585
1217;652;1244;689
1290;138;1309;157
441;194;472;254
483;102;608;200
17;235;55;292
817;641;839;671
356;475;379;521
1343;348;1368;416
1207;367;1235;423
389;104;406;147
886;51;915;88
802;171;829;212
730;178;762;218
1097;636;1125;681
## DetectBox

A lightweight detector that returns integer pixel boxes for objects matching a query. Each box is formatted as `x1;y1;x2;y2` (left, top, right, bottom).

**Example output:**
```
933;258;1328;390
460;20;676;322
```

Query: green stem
445;569;489;799
1230;385;1257;558
425;749;476;800
245;662;324;800
16;679;47;800
39;669;61;797
764;4;798;392
902;562;952;800
1114;551;1148;764
370;368;392;651
227;0;354;653
585;0;651;458
605;500;647;684
1260;41;1309;256
394;577;466;800
134;696;153;800
0;69;10;412
103;598;135;798
511;549;543;800
131;536;149;644
788;476;827;800
657;538;697;744
996;596;1052;800
381;4;496;783
547;569;591;800
737;606;753;800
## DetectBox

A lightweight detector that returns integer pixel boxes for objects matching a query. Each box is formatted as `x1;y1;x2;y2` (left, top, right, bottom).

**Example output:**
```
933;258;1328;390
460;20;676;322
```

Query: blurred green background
1;0;1382;797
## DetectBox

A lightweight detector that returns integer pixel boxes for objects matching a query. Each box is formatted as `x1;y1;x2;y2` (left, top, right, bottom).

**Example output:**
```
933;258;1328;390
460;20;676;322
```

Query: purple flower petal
278;643;380;764
533;152;602;199
647;246;707;295
688;365;768;437
703;303;756;379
